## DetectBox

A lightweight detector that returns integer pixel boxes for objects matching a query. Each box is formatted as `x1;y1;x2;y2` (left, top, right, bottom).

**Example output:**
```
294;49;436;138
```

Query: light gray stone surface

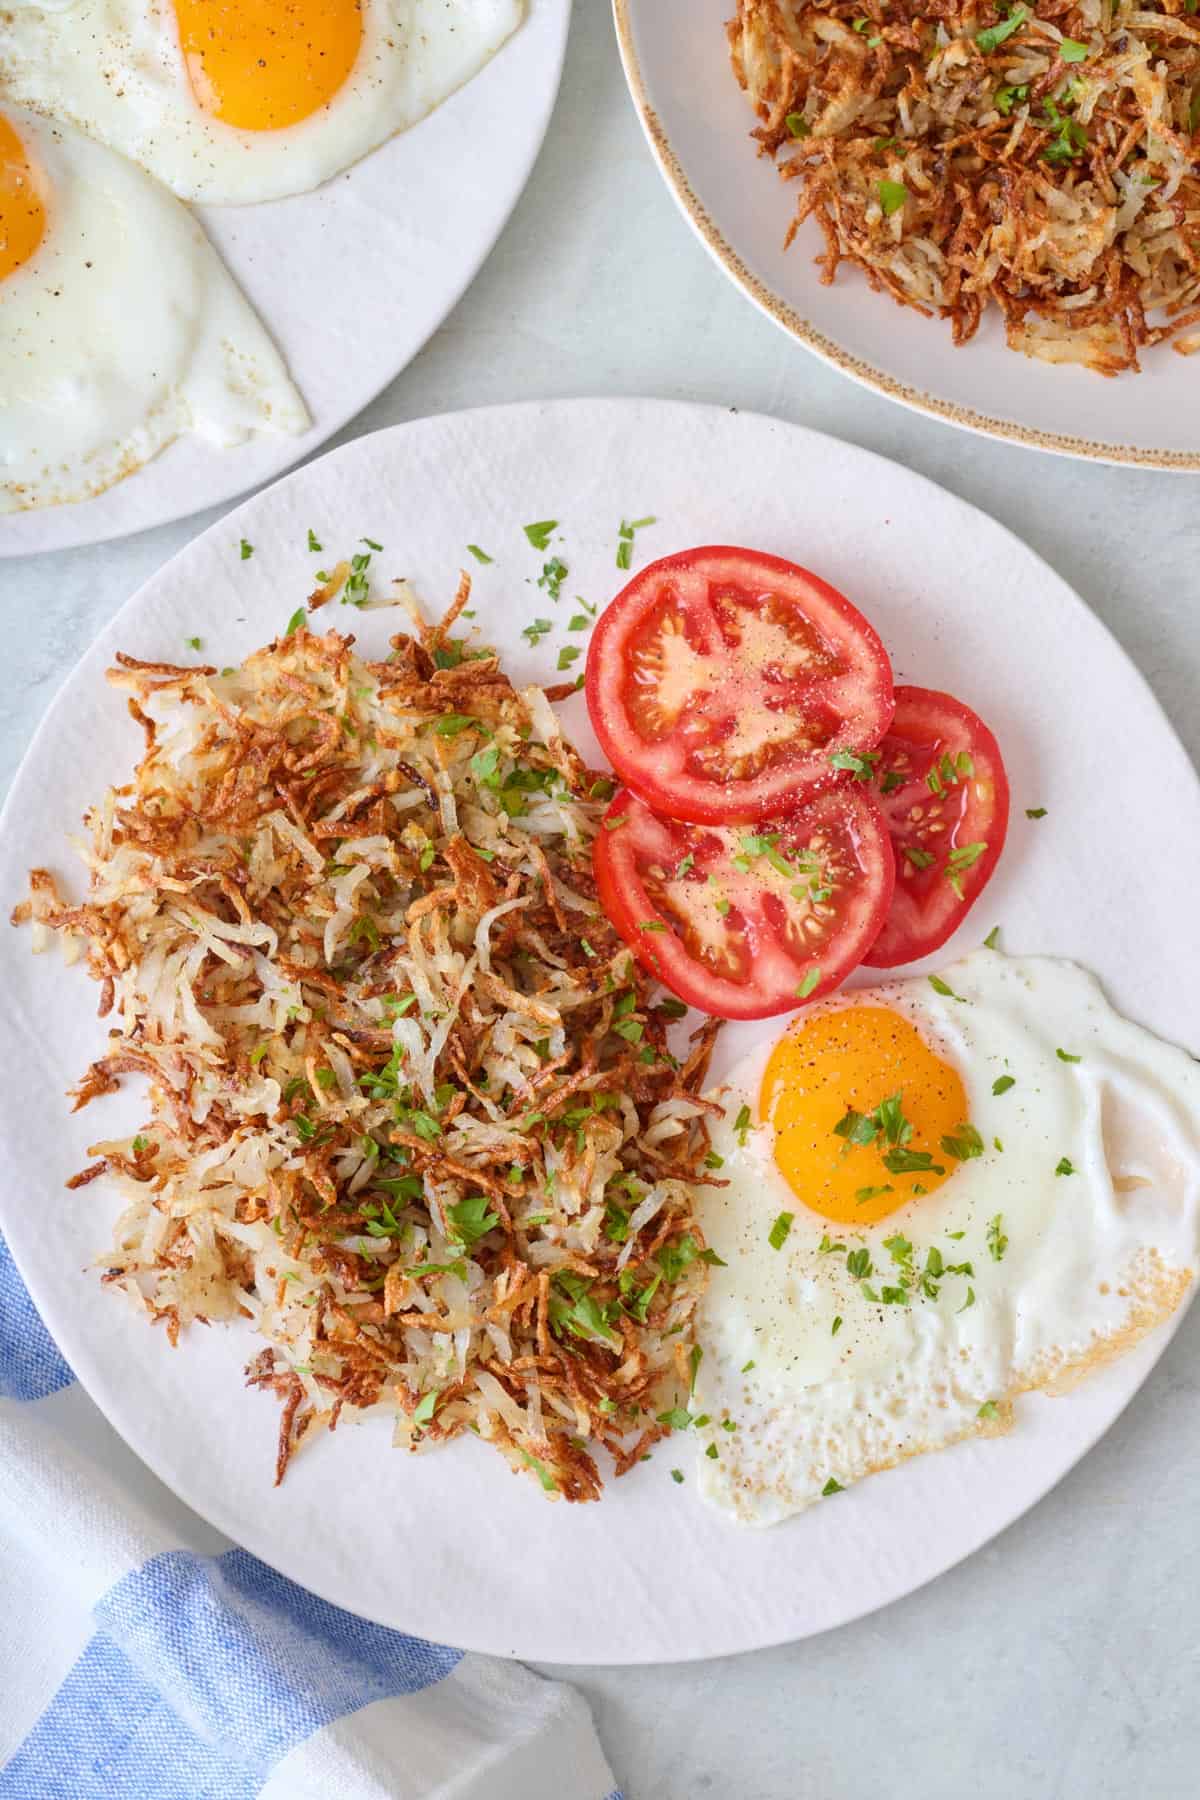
4;6;1199;1796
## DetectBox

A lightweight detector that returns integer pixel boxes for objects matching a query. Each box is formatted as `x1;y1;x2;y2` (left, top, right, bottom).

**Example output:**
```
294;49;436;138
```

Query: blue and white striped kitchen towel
0;1235;622;1799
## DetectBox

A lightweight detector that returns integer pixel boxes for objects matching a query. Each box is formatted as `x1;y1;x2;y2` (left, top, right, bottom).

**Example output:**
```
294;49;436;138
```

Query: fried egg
0;0;522;204
692;950;1200;1524
1;106;308;512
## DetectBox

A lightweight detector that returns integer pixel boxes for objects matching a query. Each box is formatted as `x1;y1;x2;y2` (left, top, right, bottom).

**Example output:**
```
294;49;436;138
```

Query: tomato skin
865;685;1010;969
585;546;894;825
593;784;895;1022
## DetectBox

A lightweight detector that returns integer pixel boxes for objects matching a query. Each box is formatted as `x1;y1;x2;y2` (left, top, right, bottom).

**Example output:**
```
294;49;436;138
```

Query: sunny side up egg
0;106;308;512
0;0;522;204
692;950;1200;1525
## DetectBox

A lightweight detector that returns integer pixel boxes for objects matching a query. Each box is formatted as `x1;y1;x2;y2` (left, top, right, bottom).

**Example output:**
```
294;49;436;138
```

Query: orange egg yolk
761;1004;969;1225
175;0;363;132
0;114;46;283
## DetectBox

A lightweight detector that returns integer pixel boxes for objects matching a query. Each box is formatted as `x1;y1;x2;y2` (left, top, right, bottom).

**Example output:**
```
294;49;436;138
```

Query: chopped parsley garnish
976;4;1028;54
940;1123;984;1162
994;82;1029;114
411;1390;439;1429
446;1195;500;1247
986;1213;1008;1261
1055;1156;1075;1177
846;1248;873;1280
556;644;581;671
285;607;306;636
1059;36;1088;59
361;537;382;551
522;617;553;646
734;1104;752;1145
657;1406;693;1431
1056;1047;1081;1063
671;1468;685;1484
977;1400;1000;1419
882;1146;944;1176
796;967;822;999
705;1443;719;1460
615;515;656;571
829;748;880;780
239;538;253;560
538;557;569;602
880;769;905;794
432;713;481;737
131;1135;150;1153
741;1359;756;1373
832;1315;843;1336
786;111;810;137
903;846;935;870
466;544;493;564
307;528;322;552
638;918;665;932
1025;807;1047;819
523;519;557;552
992;1074;1016;1096
185;636;202;651
878;179;908;216
983;925;1001;950
519;1449;558;1492
768;1211;794;1251
928;974;966;1002
821;1477;845;1496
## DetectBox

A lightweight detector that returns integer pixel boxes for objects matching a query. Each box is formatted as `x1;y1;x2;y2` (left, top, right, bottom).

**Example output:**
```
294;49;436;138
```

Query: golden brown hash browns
729;0;1200;372
13;578;727;1499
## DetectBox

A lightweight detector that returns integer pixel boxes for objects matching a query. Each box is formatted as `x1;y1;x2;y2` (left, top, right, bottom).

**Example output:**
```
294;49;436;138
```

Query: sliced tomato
593;784;895;1021
585;546;894;825
865;685;1010;969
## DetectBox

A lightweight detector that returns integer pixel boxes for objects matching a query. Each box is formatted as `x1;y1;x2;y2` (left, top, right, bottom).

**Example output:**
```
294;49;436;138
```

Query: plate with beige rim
613;0;1200;469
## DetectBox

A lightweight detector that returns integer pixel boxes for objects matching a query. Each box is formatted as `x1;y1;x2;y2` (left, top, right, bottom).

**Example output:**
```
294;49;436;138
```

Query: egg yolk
761;1004;969;1225
0;114;46;283
175;0;363;132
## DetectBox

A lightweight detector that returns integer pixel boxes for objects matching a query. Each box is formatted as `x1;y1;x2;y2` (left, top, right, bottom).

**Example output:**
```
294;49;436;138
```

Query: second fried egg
692;950;1200;1524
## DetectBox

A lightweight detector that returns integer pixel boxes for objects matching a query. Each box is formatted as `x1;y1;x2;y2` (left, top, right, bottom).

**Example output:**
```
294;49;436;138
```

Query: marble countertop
4;6;1199;1796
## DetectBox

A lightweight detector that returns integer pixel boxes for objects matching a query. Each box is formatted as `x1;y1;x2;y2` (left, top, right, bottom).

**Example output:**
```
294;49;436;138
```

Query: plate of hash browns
3;400;1200;1662
614;0;1200;467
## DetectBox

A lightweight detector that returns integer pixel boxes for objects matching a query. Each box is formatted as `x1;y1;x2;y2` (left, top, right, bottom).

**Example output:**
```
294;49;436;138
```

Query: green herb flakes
768;1211;794;1251
878;178;908;216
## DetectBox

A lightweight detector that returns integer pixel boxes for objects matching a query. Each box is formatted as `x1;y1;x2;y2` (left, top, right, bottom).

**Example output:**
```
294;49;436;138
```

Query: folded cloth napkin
0;1235;622;1800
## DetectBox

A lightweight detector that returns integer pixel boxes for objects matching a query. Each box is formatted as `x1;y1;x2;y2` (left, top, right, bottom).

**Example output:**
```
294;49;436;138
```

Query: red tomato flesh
865;685;1010;969
585;546;895;825
593;784;896;1021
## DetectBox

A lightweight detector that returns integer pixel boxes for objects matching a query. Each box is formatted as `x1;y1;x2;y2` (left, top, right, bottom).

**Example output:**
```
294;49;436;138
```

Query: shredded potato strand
14;585;727;1500
729;0;1200;372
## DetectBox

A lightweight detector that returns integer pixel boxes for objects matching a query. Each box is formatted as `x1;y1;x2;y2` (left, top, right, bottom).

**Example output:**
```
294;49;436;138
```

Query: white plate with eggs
0;0;569;555
2;398;1199;1663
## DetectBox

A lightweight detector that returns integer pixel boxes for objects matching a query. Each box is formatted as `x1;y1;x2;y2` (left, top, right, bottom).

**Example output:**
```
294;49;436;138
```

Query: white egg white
693;950;1200;1525
1;107;308;513
0;0;522;204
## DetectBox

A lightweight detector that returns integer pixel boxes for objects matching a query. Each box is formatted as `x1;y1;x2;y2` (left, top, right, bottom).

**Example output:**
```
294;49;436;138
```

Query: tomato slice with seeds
585;546;895;825
593;784;895;1021
865;685;1010;969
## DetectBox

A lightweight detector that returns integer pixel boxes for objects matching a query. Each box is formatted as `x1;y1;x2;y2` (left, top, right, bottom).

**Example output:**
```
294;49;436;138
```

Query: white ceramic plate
614;0;1200;470
2;399;1198;1664
1;0;569;559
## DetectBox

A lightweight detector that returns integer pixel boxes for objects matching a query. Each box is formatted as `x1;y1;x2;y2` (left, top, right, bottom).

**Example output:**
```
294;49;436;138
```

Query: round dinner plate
2;399;1198;1664
1;0;569;559
613;0;1200;470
